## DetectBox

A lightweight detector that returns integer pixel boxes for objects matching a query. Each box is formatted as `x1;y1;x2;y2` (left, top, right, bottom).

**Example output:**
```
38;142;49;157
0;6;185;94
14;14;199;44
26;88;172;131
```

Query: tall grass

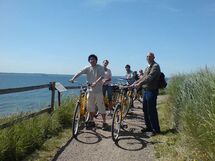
167;68;215;160
0;96;76;161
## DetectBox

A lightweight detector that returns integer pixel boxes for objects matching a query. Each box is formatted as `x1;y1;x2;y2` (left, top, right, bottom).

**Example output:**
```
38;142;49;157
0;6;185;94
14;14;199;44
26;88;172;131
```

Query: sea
0;73;124;117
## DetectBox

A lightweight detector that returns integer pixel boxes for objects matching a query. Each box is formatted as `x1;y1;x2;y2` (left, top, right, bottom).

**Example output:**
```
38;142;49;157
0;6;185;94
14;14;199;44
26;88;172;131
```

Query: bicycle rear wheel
111;104;122;142
72;102;82;137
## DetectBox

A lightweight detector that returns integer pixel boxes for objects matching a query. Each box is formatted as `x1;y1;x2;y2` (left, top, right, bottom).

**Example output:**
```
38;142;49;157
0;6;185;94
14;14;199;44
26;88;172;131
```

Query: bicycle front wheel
72;102;81;137
111;103;122;142
122;95;133;119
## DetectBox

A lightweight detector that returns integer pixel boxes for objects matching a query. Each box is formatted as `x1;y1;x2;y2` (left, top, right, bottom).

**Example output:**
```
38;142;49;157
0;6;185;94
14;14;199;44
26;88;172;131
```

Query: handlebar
69;80;92;92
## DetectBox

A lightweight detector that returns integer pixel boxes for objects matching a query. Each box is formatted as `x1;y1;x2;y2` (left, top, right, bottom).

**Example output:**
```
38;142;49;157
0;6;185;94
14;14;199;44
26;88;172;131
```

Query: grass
23;128;71;161
153;68;215;161
0;95;77;161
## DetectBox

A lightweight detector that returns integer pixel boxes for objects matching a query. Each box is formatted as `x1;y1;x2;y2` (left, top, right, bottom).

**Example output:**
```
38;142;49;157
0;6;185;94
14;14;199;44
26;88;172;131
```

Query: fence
0;82;80;129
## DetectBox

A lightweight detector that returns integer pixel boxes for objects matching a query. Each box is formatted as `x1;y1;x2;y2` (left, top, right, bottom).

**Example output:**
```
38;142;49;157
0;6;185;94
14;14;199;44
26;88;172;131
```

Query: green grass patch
0;96;77;161
153;68;215;161
23;128;71;161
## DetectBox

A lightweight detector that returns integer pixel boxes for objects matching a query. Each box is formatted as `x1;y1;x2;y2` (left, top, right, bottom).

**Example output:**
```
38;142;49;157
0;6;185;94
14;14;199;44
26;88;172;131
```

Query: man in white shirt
102;60;113;115
69;54;108;130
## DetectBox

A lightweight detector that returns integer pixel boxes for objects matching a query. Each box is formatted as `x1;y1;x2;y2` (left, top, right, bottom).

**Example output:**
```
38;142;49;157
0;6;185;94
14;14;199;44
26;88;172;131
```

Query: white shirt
103;68;112;85
79;64;104;93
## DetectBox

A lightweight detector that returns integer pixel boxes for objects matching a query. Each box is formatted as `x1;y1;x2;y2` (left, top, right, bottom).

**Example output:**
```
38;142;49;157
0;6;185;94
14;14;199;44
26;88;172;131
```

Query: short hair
147;52;155;58
125;64;130;68
88;54;98;62
103;59;109;64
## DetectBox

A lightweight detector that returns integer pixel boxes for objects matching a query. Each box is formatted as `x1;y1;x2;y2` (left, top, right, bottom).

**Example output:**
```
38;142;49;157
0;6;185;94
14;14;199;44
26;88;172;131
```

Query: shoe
107;110;113;116
143;131;156;137
94;111;100;118
141;128;151;133
86;121;96;128
102;123;109;131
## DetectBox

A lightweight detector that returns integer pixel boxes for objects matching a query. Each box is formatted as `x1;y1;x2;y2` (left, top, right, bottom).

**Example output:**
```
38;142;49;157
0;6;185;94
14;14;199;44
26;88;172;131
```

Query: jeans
102;85;113;101
142;89;160;133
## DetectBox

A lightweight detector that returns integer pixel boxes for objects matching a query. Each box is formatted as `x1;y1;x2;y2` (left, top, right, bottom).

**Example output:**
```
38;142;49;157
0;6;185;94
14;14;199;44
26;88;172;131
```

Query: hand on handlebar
69;79;76;83
129;83;141;89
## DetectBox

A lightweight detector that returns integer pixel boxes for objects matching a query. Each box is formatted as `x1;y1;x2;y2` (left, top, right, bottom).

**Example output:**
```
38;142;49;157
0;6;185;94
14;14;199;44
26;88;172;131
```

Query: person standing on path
69;54;108;130
130;52;161;136
102;59;114;116
125;64;135;85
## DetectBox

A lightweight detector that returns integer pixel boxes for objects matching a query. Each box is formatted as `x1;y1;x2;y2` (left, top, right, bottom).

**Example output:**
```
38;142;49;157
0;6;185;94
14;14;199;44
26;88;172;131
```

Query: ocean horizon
0;72;124;117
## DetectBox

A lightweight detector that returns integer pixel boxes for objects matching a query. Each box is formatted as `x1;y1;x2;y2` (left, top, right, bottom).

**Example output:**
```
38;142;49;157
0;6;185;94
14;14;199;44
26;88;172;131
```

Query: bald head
146;52;155;64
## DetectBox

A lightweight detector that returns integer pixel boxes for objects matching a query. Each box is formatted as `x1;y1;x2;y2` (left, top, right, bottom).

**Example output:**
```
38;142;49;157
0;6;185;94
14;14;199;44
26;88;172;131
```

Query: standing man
125;64;135;85
102;59;113;115
131;52;161;136
69;54;108;130
138;69;144;79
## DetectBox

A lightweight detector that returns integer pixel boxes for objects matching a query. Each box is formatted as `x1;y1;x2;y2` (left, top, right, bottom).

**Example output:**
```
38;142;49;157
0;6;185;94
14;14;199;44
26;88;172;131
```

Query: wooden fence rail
0;84;50;95
0;82;80;129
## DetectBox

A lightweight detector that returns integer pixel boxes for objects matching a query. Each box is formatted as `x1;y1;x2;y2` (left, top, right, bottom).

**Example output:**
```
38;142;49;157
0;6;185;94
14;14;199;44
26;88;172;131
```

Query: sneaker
86;121;96;128
141;128;152;133
94;112;99;118
107;110;113;116
102;123;109;131
121;121;128;129
143;131;155;137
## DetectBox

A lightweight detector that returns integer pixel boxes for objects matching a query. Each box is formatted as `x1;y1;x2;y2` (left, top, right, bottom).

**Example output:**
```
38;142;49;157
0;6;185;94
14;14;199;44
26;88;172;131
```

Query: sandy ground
52;97;166;161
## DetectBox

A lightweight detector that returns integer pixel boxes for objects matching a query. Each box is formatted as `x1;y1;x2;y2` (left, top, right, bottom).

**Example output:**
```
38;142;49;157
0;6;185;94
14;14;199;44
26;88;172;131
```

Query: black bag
158;72;167;89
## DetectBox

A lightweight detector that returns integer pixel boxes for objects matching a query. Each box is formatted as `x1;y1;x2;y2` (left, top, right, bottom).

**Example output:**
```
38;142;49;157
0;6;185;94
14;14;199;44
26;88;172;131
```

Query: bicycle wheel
122;95;133;119
72;102;81;137
111;103;122;142
112;91;120;107
84;105;90;122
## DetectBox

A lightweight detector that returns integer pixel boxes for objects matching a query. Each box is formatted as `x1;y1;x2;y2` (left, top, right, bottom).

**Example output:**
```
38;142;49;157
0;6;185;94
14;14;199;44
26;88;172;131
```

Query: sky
0;0;215;77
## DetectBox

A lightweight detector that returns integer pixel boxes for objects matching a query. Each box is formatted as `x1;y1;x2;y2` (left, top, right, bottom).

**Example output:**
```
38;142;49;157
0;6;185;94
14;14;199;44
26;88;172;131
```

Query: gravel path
53;100;157;161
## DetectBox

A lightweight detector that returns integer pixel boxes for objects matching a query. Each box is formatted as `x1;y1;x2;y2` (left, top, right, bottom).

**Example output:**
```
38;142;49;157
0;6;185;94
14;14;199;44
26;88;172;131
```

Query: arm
69;67;88;83
137;64;160;86
91;76;104;87
69;72;81;83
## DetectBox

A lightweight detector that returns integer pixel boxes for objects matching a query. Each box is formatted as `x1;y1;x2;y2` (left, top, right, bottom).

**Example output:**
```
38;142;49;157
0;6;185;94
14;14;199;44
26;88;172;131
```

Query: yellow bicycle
72;83;91;137
111;85;133;142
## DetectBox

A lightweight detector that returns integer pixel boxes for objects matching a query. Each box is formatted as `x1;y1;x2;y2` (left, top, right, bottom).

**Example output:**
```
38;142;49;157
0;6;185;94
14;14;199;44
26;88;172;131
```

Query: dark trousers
142;90;160;133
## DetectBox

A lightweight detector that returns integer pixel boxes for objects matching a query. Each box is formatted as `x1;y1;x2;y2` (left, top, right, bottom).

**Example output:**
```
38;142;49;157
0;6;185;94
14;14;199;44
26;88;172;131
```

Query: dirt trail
52;97;165;161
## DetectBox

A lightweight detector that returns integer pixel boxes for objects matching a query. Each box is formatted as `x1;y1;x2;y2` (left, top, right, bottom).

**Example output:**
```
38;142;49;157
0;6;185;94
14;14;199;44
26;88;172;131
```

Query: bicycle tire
111;103;122;142
72;102;81;137
122;95;133;119
84;105;90;122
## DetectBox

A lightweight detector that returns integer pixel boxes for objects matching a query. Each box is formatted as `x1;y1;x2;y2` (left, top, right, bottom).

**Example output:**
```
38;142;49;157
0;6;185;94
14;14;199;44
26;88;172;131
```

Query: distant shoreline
0;72;123;77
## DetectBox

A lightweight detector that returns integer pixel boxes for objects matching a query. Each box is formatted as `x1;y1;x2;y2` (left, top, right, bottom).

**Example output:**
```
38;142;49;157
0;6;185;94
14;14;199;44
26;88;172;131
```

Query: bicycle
132;87;143;104
111;84;133;142
72;83;91;137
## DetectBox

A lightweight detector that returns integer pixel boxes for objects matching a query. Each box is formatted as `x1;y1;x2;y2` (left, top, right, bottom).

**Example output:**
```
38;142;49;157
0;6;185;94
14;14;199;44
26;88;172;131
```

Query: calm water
0;73;123;117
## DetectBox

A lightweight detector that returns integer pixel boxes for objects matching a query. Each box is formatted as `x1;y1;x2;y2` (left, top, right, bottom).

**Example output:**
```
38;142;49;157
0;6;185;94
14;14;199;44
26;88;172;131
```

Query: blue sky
0;0;215;77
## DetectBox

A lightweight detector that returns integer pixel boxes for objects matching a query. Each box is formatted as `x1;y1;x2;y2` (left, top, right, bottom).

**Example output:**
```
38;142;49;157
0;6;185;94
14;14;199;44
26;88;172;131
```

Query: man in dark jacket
131;52;161;136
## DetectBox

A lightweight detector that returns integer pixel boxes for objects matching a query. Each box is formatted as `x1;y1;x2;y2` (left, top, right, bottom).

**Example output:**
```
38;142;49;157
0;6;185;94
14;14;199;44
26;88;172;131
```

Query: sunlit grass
0;95;76;161
154;68;215;161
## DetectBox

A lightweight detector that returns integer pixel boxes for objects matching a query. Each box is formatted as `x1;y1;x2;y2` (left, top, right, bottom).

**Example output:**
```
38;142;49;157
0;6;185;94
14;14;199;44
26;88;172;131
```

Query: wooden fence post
58;91;61;107
49;82;55;112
